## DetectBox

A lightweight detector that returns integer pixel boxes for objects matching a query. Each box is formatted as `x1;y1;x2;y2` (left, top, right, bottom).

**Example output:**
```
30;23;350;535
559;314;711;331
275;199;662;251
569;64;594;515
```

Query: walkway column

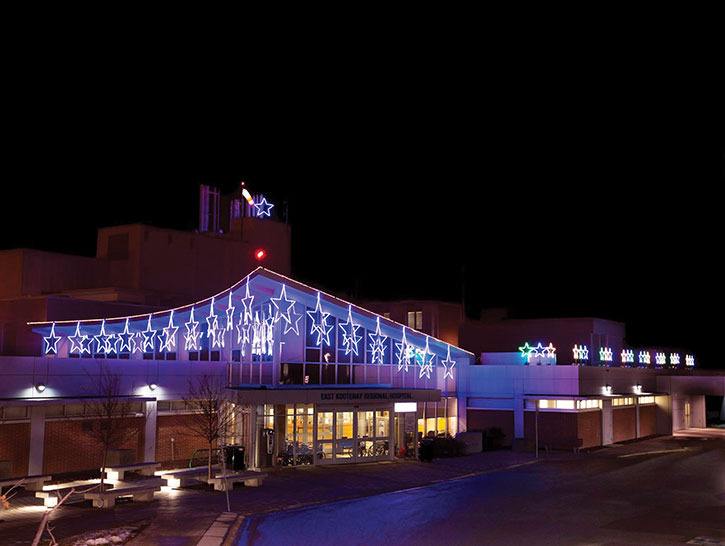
28;406;46;477
144;401;157;463
514;395;524;439
601;399;613;446
635;398;641;438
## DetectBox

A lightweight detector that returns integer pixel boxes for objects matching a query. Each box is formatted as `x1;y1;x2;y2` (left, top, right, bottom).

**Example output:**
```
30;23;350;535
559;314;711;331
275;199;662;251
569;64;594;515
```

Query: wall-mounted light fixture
148;382;158;391
35;383;46;393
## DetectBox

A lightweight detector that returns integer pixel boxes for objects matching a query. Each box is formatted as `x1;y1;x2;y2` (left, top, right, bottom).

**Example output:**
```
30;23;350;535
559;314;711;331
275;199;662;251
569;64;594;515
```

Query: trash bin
224;445;246;471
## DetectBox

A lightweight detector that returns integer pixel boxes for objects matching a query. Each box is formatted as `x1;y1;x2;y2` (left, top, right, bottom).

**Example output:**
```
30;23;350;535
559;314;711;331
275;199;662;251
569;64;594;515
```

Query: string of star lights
519;342;556;362
225;292;235;332
236;307;251;355
599;347;613;363
685;354;695;367
339;305;362;356
271;284;295;325
307;292;333;347
206;297;224;349
655;352;667;366
184;307;201;351
160;310;179;352
441;344;456;380
669;353;680;366
252;311;262;355
240;279;255;321
416;336;435;379
368;316;388;364
572;344;589;361
639;351;651;365
94;320;112;355
621;349;635;364
264;304;275;356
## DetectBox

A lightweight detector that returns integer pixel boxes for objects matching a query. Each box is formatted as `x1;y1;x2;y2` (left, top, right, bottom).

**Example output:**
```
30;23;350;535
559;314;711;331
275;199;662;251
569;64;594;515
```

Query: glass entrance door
316;406;392;464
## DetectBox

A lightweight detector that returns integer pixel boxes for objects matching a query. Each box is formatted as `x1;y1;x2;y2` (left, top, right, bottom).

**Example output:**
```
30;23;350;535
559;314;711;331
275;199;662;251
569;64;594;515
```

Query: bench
103;462;159;482
35;479;101;507
0;474;52;494
156;465;220;490
83;483;160;509
205;471;267;491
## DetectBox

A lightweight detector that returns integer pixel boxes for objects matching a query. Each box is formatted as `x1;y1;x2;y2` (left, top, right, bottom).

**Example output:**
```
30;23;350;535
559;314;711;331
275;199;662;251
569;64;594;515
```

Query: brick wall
156;415;211;464
613;407;636;443
466;410;514;446
43;418;144;474
639;405;656;437
577;411;602;448
0;423;30;477
524;411;580;450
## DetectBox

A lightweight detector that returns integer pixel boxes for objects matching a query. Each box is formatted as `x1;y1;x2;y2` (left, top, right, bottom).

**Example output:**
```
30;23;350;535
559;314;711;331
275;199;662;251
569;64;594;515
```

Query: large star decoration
284;311;303;336
368;317;388;364
141;315;157;353
185;307;201;351
271;284;296;325
160;311;179;352
542;343;556;358
240;280;255;322
306;292;332;347
93;320;112;355
43;323;62;355
416;337;435;379
117;318;136;353
206;297;224;349
253;197;274;218
339;305;362;356
395;327;413;372
68;321;90;354
441;345;456;380
225;292;235;332
518;342;533;361
236;308;251;347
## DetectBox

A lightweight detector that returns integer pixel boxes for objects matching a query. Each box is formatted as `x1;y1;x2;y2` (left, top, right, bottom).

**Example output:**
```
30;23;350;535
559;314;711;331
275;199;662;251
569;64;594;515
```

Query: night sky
2;87;722;368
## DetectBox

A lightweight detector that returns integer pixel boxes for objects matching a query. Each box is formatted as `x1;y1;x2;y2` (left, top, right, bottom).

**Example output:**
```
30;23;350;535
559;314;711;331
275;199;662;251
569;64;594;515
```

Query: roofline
28;267;474;356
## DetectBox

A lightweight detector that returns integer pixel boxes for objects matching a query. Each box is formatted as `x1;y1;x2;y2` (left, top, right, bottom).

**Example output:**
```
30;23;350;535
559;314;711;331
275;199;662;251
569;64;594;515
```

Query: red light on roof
254;248;267;261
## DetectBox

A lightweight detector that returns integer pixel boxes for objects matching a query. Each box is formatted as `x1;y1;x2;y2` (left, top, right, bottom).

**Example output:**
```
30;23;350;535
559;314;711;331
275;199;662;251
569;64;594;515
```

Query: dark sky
2;71;721;368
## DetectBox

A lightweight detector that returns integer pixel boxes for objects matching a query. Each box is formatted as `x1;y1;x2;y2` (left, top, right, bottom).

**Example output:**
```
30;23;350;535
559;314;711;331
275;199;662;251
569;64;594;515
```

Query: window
612;397;635;407
407;311;423;330
576;399;602;410
537;399;576;410
638;396;655;405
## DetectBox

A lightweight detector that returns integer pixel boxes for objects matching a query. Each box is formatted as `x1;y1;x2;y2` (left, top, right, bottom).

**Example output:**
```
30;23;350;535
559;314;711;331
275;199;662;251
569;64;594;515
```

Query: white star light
542;343;556;358
160;310;179;352
94;320;112;355
43;323;62;355
416;337;435;379
225;292;235;332
240;280;254;321
206;297;224;349
306;292;333;347
639;351;651;365
253;197;274;217
518;342;533;362
621;349;635;364
284;311;303;336
368;316;388;364
573;344;589;361
141;315;157;353
271;284;296;325
441;344;456;380
338;305;362;356
235;307;251;348
185;307;201;351
599;347;613;362
669;353;680;366
395;327;414;372
685;354;695;367
68;321;90;354
252;311;262;355
655;352;667;366
116;318;136;353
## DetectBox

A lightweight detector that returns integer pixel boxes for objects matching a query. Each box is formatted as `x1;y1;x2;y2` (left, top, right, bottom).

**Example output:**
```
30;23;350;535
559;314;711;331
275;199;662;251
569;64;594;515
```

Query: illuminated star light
235;307;251;350
338;305;362;356
542;343;556;358
141;315;157;353
685;354;695;367
185;307;201;351
284;311;303;336
43;323;62;355
225;292;235;332
253;197;274;218
116;318;137;353
240;279;255;321
416;337;435;379
669;353;680;366
518;342;533;362
639;351;651;365
263;304;275;356
94;320;112;355
573;344;589;361
621;349;635;364
206;297;224;349
599;347;613;362
441;344;456;380
251;311;262;355
68;321;90;354
395;327;414;372
368;317;388;364
160;310;179;352
271;284;296;325
306;292;333;347
655;352;667;366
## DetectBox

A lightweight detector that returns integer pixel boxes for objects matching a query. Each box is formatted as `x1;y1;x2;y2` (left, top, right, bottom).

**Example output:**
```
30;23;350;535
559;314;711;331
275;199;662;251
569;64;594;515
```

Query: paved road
237;436;725;546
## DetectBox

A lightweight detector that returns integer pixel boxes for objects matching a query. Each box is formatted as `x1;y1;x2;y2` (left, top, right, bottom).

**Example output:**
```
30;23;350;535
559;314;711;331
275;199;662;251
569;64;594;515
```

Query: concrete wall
639;405;656;436
613;407;636;443
579;367;658;397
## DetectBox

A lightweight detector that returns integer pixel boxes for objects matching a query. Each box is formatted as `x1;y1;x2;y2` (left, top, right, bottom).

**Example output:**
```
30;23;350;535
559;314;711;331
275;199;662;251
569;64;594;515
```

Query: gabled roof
30;267;473;358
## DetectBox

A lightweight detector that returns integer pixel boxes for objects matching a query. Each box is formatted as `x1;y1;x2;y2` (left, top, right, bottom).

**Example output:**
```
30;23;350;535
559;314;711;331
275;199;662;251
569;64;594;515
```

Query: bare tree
83;369;143;488
181;375;236;480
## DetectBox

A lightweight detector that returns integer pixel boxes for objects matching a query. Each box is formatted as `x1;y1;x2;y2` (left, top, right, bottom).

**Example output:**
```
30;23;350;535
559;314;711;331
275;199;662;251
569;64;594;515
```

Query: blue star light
271;284;296;325
395;327;414;372
240;280;255;321
416;337;435;379
368;317;388;364
253;197;274;218
93;320;112;355
225;292;236;332
43;323;62;355
306;292;333;347
338;305;362;356
441;344;456;380
160;311;179;352
141;315;157;353
116;318;137;353
185;307;201;351
68;321;90;354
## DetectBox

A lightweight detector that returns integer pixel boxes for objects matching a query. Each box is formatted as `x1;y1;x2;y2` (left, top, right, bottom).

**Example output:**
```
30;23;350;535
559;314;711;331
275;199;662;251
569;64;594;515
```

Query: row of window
535;396;657;411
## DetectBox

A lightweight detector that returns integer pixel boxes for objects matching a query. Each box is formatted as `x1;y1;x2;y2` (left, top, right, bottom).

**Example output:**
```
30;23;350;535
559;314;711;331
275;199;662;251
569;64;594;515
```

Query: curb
196;511;237;546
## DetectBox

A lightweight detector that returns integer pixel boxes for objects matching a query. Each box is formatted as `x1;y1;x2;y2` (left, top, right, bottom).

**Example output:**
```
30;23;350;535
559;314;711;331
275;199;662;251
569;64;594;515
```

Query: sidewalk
0;450;543;545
